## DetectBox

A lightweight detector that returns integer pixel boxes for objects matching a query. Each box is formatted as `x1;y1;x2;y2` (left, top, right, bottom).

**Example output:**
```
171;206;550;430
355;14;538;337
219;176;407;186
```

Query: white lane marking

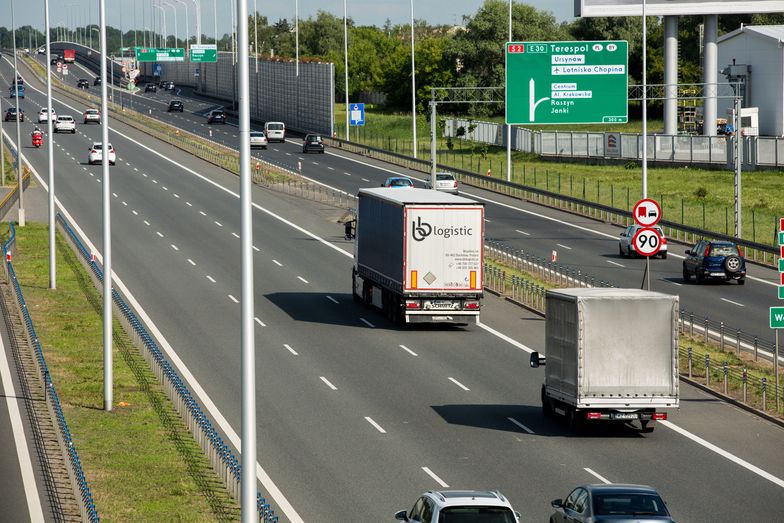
199;211;207;216
662;420;784;489
272;260;283;267
142;173;148;177
515;229;530;236
360;318;375;328
134;167;138;172
507;417;535;434
253;246;260;252
174;193;180;198
156;231;164;238
186;201;193;206
312;161;319;165
584;468;612;484
607;260;625;268
448;377;470;391
0;320;45;521
162;186;169;191
283;344;298;355
297;276;309;284
422;467;449;488
485;219;492;223
143;220;151;226
320;376;338;391
132;210;138;215
171;244;179;251
112;192;118;198
326;295;339;304
556;243;572;250
721;298;744;307
477;322;535;354
187;259;196;266
231;232;240;239
214;221;223;227
361;178;369;182
665;279;683;287
152;179;158;184
344;172;351;176
206;275;216;283
364;417;387;434
254;317;266;327
327;166;335;170
228;295;239;303
399;345;418;357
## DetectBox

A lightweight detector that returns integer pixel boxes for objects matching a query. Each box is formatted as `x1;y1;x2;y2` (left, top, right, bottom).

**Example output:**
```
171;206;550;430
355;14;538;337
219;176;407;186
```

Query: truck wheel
640;420;655;433
541;386;553;418
567;408;581;431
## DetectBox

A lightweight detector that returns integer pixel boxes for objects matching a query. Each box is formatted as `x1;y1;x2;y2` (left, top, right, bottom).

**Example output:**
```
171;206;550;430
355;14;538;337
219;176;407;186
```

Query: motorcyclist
31;127;43;146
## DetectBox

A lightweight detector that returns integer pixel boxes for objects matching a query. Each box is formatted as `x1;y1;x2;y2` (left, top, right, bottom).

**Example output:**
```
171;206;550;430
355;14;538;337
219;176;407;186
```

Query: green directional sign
505;40;628;125
189;44;217;63
771;307;784;328
134;47;185;62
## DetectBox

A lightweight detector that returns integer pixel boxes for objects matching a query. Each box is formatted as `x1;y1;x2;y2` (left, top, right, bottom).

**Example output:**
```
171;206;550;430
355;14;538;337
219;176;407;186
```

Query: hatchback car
302;134;324;153
249;131;268;149
145;83;157;93
93;76;101;86
168;100;184;112
38;107;56;124
425;172;459;194
550;484;674;523
207;110;226;124
264;121;285;142
683;240;746;284
396;490;520;523
77;78;89;89
88;142;116;165
83;109;101;124
54;115;76;133
382;176;414;188
619;224;668;259
4;108;24;122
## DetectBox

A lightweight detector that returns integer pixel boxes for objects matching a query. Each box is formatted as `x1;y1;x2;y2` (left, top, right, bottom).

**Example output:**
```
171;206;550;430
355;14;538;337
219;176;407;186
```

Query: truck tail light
586;412;602;420
652;412;667;420
405;300;420;309
464;301;480;310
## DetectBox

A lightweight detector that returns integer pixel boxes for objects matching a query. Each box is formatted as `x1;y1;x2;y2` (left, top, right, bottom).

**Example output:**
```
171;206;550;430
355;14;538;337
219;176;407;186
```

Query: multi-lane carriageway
2;53;784;521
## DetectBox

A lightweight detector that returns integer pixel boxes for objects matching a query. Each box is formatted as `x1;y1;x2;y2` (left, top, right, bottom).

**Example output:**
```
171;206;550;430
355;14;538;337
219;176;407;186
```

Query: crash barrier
324;135;779;265
2;223;100;522
0;131;33;220
55;213;279;522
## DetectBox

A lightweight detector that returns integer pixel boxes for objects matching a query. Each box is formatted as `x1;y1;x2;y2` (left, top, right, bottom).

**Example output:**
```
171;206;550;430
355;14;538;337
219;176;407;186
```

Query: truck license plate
431;301;454;309
613;413;639;420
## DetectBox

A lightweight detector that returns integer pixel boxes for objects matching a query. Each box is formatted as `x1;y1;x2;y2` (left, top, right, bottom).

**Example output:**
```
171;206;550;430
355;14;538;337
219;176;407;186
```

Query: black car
207;110;226;124
77;78;89;89
168;100;184;112
158;80;167;88
145;83;157;93
302;134;325;153
683;240;746;284
93;76;101;86
4;107;24;122
50;58;58;65
550;484;674;523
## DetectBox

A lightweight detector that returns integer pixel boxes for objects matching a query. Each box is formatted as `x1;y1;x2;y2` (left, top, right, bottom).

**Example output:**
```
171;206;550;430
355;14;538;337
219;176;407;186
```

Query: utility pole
11;0;25;226
45;0;56;288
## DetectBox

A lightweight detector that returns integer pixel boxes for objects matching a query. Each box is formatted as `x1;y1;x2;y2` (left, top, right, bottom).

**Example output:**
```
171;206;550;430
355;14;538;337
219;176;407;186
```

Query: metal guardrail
2;223;100;522
55;213;279;522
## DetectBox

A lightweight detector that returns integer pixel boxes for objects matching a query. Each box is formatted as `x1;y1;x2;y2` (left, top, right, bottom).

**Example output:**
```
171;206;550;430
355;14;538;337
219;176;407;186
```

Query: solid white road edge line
477;322;535;354
584;467;612;484
0;326;45;522
422;467;449;488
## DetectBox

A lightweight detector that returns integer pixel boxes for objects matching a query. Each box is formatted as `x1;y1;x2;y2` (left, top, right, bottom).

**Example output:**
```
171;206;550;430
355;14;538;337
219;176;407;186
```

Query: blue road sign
349;103;365;126
153;64;163;77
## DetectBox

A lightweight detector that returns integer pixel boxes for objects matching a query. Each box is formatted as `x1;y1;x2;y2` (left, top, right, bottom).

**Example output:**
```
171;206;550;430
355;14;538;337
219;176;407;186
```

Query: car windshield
307;135;322;142
436;174;454;181
709;244;739;257
438;506;517;523
593;493;669;516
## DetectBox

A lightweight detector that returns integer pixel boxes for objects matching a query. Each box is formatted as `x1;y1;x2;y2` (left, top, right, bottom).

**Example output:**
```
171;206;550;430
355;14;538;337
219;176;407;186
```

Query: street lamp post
295;0;299;76
91;27;100;51
11;0;25;226
506;0;512;182
410;0;416;158
191;0;201;44
45;0;56;288
343;0;349;141
175;0;189;50
153;4;166;47
164;1;178;48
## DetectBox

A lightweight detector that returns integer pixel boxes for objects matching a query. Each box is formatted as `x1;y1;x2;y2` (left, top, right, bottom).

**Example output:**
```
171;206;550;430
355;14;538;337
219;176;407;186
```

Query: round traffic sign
632;198;662;227
62;64;68;70
632;227;663;257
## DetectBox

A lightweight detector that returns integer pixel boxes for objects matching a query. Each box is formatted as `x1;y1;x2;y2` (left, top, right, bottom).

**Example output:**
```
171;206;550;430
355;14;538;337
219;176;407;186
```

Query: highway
5;54;784;521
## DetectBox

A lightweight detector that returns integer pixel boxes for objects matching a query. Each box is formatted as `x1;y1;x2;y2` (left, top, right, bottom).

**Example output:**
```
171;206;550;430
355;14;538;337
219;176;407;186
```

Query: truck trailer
530;288;679;432
352;188;484;324
63;49;76;63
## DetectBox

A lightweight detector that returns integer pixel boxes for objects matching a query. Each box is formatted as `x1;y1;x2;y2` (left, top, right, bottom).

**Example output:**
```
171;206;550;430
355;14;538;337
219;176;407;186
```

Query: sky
7;1;576;40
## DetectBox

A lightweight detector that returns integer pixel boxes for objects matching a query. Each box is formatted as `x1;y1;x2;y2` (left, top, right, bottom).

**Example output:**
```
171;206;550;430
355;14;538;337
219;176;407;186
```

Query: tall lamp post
343;0;349;140
11;0;25;226
163;1;178;48
153;4;166;47
45;0;56;288
410;0;416;158
191;0;201;44
175;0;189;50
506;0;512;182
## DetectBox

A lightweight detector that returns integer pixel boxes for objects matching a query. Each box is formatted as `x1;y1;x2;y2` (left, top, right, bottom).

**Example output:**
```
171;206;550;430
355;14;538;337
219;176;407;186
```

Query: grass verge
10;222;240;521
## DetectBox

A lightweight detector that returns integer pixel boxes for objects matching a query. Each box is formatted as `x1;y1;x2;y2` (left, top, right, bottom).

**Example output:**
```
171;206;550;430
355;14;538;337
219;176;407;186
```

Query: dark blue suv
683;240;746;285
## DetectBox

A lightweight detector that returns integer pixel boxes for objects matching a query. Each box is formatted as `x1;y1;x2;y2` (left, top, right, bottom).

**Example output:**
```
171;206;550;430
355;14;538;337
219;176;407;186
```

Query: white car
264;121;285;142
619;223;668;259
83;109;101;124
249;131;268;149
54;115;76;133
38;108;56;123
425;172;459;194
396;490;520;523
88;142;116;165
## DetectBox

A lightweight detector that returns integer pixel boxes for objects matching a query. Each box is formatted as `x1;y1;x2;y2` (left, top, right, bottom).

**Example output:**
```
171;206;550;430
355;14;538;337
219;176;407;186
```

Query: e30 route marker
633;227;663;257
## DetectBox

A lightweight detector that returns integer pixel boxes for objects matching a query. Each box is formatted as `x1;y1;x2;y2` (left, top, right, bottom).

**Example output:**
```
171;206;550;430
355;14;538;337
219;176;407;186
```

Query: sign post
771;217;784;411
505;40;628;125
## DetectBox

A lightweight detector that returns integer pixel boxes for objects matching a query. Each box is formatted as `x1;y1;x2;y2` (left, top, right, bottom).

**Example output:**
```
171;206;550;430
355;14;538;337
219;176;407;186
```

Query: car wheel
738;278;746;285
695;270;703;284
72;129;76;134
682;265;691;282
660;251;668;259
724;255;741;274
619;244;625;257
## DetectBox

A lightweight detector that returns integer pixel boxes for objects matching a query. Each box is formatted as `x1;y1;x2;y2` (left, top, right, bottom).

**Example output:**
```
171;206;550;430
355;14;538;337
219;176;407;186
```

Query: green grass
334;103;784;245
11;223;240;521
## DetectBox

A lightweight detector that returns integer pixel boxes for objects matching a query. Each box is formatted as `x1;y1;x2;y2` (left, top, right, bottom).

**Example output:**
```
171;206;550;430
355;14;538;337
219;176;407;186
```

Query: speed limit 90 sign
633;227;663;256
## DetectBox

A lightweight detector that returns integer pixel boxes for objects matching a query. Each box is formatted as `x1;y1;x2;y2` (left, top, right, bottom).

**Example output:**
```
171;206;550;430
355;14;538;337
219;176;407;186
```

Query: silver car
425;172;459;194
550;484;674;523
619;223;667;259
249;131;268;149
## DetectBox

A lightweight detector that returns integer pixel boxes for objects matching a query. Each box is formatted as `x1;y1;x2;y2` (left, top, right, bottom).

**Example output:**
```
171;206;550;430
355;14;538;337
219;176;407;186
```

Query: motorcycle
32;132;43;148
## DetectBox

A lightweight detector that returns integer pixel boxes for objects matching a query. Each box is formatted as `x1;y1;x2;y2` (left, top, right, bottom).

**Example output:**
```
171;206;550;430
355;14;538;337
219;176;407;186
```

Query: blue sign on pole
153;63;163;77
349;103;365;126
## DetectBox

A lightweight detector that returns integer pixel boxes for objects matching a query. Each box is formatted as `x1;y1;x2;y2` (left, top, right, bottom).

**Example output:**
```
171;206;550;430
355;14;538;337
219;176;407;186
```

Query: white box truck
530;288;679;432
352;188;484;324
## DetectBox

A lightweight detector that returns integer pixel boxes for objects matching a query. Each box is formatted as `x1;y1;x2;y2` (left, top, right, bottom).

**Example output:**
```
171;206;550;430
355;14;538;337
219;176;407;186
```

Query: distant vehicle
381;176;414;188
249;131;267;149
619;224;668;259
83;109;101;124
4;107;24;122
167;100;184;112
50;58;58;65
302;134;324;153
158;80;168;88
395;490;520;523
37;47;46;55
76;79;89;89
264;121;285;142
425;172;459;194
207;109;226;124
54;115;76;133
9;84;24;98
38;107;57;124
683;240;746;284
88;142;116;165
550;484;674;523
144;83;157;93
93;76;101;86
63;49;76;63
163;81;175;91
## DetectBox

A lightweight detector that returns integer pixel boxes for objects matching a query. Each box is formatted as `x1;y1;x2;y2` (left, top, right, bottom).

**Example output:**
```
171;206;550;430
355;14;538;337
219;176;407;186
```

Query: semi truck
530;288;679;432
352;188;484;324
63;49;76;63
